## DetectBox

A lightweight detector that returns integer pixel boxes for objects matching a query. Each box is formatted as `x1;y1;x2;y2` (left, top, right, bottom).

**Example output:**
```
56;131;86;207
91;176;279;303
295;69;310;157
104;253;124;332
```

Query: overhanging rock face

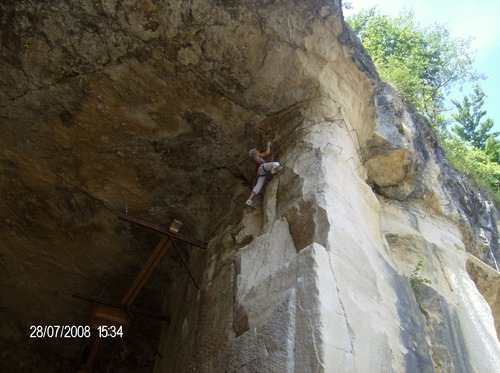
1;0;499;372
152;2;500;373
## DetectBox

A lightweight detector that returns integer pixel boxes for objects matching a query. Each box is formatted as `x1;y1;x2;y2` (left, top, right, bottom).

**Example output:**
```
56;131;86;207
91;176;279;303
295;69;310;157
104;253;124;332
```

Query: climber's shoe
245;199;254;207
270;166;283;174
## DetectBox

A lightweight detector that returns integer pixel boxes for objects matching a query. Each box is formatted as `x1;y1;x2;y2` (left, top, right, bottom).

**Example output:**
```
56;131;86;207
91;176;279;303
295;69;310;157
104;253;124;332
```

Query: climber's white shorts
252;162;280;195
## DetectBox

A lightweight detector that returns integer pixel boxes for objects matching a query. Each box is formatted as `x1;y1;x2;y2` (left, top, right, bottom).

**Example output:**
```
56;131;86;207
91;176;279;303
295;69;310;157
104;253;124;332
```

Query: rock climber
245;141;282;207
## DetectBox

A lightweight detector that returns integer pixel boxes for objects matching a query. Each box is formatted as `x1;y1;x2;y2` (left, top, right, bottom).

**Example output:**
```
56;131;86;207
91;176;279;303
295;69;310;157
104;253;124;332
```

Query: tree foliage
347;7;499;200
449;86;500;195
347;8;479;124
451;84;499;149
485;136;500;164
442;135;500;197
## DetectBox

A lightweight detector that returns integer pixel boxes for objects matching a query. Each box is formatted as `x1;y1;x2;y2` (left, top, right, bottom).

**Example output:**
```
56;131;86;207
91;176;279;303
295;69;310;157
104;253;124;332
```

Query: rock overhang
0;0;357;365
1;0;499;371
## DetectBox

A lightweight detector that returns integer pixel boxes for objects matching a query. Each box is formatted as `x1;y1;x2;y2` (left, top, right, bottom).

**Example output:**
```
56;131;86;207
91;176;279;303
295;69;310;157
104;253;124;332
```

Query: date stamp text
29;325;91;339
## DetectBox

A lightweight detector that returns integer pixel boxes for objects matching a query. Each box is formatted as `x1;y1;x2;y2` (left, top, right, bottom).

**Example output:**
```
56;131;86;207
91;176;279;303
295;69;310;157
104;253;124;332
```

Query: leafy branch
409;260;432;294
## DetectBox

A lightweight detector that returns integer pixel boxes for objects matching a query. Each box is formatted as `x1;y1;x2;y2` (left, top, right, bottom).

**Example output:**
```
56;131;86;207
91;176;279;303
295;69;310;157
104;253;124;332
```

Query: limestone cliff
0;0;499;372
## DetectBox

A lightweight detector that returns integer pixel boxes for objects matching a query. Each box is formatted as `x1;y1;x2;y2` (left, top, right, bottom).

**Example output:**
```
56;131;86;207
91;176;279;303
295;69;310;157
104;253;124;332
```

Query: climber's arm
256;142;271;157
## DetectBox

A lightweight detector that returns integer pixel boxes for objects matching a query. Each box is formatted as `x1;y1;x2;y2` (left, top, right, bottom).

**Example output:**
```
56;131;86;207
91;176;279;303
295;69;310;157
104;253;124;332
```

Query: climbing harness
252;156;269;180
253;156;266;170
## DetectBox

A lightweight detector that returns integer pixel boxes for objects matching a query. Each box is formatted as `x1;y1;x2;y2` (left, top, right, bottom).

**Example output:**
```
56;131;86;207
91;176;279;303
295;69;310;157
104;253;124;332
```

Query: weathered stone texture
0;0;499;372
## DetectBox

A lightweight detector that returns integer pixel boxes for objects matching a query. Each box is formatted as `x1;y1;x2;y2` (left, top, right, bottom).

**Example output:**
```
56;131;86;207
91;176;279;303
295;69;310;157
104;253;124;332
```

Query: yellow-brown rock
0;0;498;372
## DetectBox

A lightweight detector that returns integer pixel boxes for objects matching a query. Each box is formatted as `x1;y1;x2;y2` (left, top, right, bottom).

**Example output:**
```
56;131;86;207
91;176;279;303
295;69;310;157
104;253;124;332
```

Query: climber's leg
261;161;283;174
262;162;280;174
252;175;266;195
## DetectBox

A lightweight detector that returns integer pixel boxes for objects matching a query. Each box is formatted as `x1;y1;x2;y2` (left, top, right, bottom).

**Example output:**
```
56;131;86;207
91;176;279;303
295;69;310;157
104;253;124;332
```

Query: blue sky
343;0;500;134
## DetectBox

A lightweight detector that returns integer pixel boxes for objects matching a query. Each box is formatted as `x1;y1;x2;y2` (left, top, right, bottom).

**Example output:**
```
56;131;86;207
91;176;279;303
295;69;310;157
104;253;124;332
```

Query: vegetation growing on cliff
346;8;500;199
409;260;432;295
444;85;500;197
451;85;499;150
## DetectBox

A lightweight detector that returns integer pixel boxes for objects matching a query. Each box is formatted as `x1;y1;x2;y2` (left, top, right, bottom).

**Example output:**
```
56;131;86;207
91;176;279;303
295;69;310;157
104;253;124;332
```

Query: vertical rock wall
154;2;500;373
1;0;498;371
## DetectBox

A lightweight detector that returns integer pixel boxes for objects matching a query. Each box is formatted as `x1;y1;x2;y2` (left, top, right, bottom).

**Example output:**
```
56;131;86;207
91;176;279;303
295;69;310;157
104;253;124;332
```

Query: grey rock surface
0;0;498;372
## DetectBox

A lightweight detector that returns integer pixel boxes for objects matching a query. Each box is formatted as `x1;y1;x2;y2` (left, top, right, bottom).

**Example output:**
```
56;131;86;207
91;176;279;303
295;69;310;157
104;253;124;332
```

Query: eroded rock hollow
1;0;499;372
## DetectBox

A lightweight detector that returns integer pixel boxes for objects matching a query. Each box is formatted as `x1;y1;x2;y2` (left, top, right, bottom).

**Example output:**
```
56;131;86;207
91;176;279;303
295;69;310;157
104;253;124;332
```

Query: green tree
484;136;500;164
443;135;500;197
451;85;499;150
347;8;480;126
347;7;499;199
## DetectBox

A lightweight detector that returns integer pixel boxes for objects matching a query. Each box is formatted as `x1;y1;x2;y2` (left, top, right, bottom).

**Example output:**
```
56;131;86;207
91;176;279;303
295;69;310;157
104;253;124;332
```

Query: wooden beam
83;339;101;373
121;236;171;307
114;210;208;249
81;235;173;372
169;219;183;233
90;305;130;334
81;217;190;372
467;253;500;276
73;293;170;322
